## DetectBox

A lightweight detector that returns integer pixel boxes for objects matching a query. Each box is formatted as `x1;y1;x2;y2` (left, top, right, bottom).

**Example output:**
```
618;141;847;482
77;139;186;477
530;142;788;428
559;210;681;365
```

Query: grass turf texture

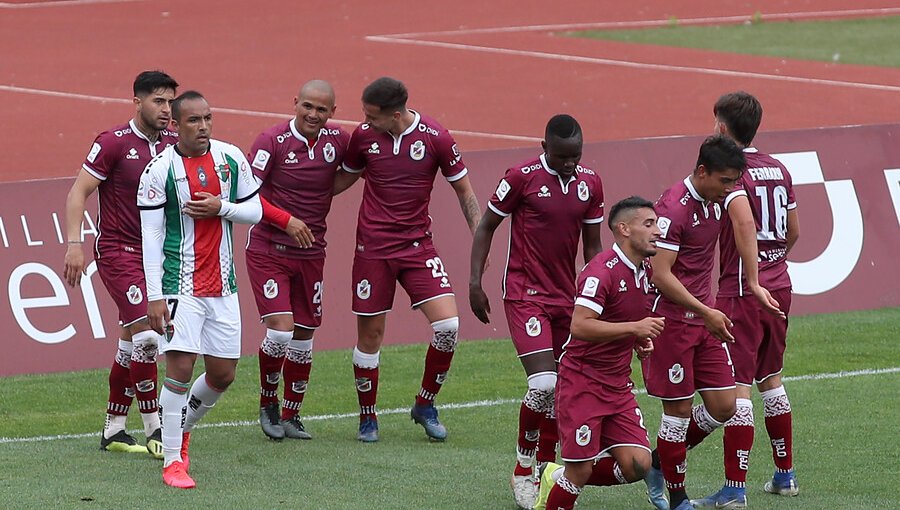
570;15;900;68
0;307;898;508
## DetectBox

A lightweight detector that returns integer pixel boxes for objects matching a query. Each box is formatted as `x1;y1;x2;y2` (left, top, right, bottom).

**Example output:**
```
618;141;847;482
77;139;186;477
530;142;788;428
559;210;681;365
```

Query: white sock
183;373;225;432
103;414;127;439
159;379;189;467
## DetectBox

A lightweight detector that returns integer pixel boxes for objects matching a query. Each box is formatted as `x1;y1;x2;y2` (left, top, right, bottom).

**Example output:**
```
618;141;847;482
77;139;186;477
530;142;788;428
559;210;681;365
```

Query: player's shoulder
257;120;293;144
414;111;447;137
575;163;601;186
584;248;619;277
210;138;244;157
321;122;351;142
509;156;545;179
143;144;176;174
93;122;133;146
160;128;179;143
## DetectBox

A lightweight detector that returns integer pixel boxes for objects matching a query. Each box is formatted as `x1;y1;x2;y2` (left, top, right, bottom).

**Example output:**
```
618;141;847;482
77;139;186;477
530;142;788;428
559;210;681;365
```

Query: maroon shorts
246;250;325;329
717;288;792;385
640;319;736;400
96;250;147;327
504;300;572;360
756;288;792;383
557;358;650;462
351;247;454;315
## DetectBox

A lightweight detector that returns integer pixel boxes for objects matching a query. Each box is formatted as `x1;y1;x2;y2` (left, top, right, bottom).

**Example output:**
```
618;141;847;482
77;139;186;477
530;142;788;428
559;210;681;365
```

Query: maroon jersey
718;149;797;296
82;120;177;257
652;177;725;325
564;244;652;392
488;154;604;306
246;120;349;258
342;111;467;259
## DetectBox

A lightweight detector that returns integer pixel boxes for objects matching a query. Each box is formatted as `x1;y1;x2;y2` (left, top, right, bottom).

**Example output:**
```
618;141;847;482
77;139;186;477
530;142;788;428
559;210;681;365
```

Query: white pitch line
1;366;897;445
365;36;900;94
0;84;540;142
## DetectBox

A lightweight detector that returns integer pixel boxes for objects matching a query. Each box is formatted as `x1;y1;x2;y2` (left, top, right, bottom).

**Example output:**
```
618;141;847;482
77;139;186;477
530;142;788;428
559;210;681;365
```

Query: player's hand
284;216;315;248
469;284;491;324
703;308;735;342
147;299;171;336
749;283;785;319
631;317;665;339
63;244;86;287
183;191;222;218
634;336;654;360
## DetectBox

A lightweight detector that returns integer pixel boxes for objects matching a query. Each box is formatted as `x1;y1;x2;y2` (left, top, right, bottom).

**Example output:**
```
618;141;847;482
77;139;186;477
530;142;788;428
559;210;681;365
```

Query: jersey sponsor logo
525;316;542;337
496;179;511;201
417;123;440;136
324;142;336;163
126;285;143;305
410;140;426;161
284;151;299;164
537;185;551;198
605;257;619;269
581;276;600;297
575;424;591;447
618;279;627;292
86;143;102;163
680;192;691;206
520;163;543;174
657;217;671;237
356;279;371;300
113;128;133;137
263;279;278;299
275;131;293;144
368;142;380;154
576;165;596;176
668;363;684;384
577;180;589;202
125;147;140;160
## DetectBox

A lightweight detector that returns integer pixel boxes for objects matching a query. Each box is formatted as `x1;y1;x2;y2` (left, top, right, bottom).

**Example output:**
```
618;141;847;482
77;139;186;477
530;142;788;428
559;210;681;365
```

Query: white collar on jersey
388;110;422;154
743;147;758;153
613;242;647;287
129;119;158;144
540;153;577;194
683;175;704;202
289;117;323;148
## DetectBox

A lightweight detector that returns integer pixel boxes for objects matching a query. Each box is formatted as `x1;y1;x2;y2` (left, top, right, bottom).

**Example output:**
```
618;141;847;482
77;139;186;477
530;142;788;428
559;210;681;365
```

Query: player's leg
127;320;165;458
411;294;457;441
536;305;573;469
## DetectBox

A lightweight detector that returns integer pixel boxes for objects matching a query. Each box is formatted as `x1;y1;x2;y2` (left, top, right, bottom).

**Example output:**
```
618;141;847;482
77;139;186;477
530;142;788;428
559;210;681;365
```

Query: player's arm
63;169;102;287
729;195;783;317
140;205;169;335
450;174;482;235
469;209;505;324
259;196;314;248
571;304;664;344
333;168;362;195
650;248;734;342
581;223;603;263
785;208;800;254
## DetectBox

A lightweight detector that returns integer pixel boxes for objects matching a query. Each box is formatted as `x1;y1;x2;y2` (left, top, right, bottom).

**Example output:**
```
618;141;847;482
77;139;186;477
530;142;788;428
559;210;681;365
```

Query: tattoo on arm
460;193;482;234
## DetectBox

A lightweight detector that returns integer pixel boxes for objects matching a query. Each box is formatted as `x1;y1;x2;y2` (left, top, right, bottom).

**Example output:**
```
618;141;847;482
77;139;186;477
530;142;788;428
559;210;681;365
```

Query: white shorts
159;294;242;359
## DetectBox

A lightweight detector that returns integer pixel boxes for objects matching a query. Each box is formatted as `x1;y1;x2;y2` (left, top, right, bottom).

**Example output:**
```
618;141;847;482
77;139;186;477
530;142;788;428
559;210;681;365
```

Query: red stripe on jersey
183;152;223;295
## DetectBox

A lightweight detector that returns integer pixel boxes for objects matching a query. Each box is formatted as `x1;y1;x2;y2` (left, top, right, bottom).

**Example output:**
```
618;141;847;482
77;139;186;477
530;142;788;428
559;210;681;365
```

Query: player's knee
130;330;159;363
565;461;593;486
710;402;736;423
357;318;386;348
527;371;557;393
431;316;459;352
622;451;652;482
524;372;556;412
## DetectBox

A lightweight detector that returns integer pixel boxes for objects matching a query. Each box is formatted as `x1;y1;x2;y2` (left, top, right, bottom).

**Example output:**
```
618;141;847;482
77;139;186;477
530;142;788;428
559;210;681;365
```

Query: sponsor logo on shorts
410;140;426;161
575;424;591;446
266;372;281;384
657;217;671;237
577;180;589;202
355;377;372;392
324;142;335;163
86;143;102;163
356;279;371;300
252;149;271;170
285;151;299;164
581;276;600;297
496;178;511;201
126;285;143;305
525;317;541;337
291;380;308;394
368;142;380;154
619;279;627;292
135;379;155;392
440;276;451;288
668;363;684;384
537;185;551;198
125;147;140;160
264;279;278;299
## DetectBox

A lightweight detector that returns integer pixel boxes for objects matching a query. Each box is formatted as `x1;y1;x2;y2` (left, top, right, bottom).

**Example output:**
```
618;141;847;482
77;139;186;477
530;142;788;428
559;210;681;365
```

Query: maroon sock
281;346;312;420
724;399;754;487
130;360;158;414
545;472;581;510
586;457;626;486
658;414;690;492
536;414;559;464
416;344;454;406
107;346;133;416
517;399;543;461
686;404;721;449
762;387;794;472
355;365;379;419
258;345;286;408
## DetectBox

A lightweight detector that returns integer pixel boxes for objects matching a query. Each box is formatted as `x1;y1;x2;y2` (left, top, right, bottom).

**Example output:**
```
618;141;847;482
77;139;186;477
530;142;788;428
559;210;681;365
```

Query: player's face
626;207;661;257
542;136;582;179
135;87;176;132
696;165;741;202
173;98;212;156
294;88;336;139
362;103;397;133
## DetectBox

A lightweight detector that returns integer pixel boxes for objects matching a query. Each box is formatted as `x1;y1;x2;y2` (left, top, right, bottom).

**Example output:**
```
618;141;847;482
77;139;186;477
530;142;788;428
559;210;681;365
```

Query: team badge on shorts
324;142;335;163
668;363;684;384
577;180;589;202
525;317;542;337
126;285;143;305
356;279;371;300
264;279;279;299
576;424;592;446
410;140;426;161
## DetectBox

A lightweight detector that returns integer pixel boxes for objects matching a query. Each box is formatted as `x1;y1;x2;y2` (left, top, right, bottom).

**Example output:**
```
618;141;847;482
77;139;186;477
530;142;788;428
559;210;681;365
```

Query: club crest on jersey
357;279;371;300
537;185;551;198
324;142;335;163
410;140;426;161
576;424;591;446
668;363;684;384
285;151;299;164
582;276;599;297
525;317;542;337
577;180;589;202
216;162;231;182
126;285;143;305
198;166;208;187
368;142;380;154
126;147;140;160
619;279;628;292
264;279;278;299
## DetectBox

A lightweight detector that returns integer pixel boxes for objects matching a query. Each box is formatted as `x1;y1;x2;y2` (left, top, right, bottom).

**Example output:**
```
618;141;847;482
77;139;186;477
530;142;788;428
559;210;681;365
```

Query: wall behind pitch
1;123;898;376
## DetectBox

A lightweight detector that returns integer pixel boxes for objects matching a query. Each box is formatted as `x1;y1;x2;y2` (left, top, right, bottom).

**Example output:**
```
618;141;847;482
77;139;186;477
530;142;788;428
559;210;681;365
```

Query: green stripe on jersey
162;162;184;295
224;153;240;293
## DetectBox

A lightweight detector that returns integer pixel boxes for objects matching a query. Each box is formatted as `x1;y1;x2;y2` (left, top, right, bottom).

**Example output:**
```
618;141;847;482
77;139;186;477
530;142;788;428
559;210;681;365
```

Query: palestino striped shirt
138;139;261;299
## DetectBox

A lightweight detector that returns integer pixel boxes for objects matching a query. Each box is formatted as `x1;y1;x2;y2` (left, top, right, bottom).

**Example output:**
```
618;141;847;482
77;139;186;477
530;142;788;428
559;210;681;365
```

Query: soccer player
642;135;745;510
247;80;350;441
333;77;482;442
533;196;663;510
693;92;800;509
469;114;604;509
63;70;178;457
139;91;263;489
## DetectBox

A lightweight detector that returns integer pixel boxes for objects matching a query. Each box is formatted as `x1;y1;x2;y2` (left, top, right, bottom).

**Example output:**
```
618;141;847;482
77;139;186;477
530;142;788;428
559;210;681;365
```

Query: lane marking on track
0;0;143;8
0;84;541;142
1;366;897;444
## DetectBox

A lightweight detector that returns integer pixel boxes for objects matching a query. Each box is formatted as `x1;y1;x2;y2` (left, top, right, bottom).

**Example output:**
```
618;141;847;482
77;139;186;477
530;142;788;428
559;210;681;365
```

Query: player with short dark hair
333;76;483;442
469;114;604;509
692;91;800;509
533;196;662;510
642;135;745;510
64;70;178;458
